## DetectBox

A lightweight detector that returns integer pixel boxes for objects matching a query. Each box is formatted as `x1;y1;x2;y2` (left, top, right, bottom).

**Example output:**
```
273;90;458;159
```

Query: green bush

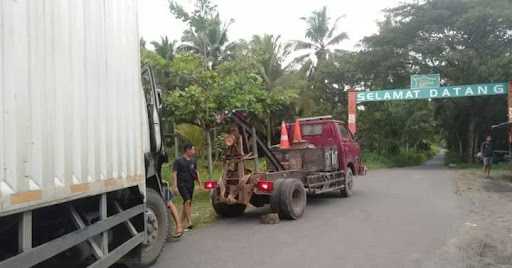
363;151;393;169
363;149;434;169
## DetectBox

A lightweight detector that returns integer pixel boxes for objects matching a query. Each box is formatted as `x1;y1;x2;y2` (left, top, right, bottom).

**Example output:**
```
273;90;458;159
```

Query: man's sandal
173;231;184;238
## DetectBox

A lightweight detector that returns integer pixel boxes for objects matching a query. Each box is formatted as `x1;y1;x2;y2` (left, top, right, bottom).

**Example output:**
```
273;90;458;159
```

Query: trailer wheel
139;188;170;267
278;179;306;220
210;188;246;217
340;168;354;198
270;179;285;213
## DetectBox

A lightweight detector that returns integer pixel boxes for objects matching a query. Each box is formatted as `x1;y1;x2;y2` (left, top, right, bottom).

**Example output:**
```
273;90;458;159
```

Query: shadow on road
216;152;447;226
213;192;354;225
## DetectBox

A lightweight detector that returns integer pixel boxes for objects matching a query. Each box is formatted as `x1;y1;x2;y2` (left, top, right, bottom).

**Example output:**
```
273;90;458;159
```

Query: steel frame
0;194;145;268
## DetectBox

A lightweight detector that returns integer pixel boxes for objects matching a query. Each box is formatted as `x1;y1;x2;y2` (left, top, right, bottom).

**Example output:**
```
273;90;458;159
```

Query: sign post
508;81;512;152
348;89;357;134
508;81;512;124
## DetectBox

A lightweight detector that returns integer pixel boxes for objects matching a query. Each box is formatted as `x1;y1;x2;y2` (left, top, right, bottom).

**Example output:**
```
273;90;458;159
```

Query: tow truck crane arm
225;110;284;171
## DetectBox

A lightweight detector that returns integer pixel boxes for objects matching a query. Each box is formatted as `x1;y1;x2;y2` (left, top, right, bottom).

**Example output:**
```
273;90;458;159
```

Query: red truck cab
288;116;365;176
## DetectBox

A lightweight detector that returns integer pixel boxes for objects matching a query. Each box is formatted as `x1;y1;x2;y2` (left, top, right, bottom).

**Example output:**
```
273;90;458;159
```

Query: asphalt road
153;155;463;268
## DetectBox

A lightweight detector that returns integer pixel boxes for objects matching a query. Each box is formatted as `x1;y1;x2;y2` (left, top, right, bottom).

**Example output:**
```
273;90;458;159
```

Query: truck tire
270;179;285;213
340;168;354;198
278;179;306;220
210;188;246;217
139;188;170;267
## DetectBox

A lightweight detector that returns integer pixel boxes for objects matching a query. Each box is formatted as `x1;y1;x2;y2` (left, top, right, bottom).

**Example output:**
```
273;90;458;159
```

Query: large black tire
340;168;354;198
270;179;285;213
139;188;170;267
278;179;307;220
210;188;246;217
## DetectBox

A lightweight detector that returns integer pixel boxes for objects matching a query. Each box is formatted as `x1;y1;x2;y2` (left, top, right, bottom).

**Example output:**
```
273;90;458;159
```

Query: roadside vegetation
143;0;512;227
445;150;512;171
364;150;436;169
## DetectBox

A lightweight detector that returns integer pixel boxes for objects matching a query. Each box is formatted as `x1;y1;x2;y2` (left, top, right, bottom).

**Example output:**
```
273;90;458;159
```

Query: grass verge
444;150;512;171
363;149;435;169
160;158;267;228
161;162;222;228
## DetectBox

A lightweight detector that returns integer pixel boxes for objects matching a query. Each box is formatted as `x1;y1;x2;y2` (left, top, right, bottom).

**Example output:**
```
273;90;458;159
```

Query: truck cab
291;116;364;176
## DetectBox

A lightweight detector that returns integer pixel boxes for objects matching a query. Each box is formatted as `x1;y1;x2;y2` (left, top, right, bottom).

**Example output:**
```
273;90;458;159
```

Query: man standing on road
172;143;201;231
481;135;494;178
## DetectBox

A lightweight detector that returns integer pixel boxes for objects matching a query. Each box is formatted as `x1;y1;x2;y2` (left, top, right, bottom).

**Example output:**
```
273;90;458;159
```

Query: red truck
207;112;366;220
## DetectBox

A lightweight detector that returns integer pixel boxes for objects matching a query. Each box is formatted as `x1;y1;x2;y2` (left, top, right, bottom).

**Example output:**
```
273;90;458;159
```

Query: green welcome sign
411;74;440;89
356;82;508;104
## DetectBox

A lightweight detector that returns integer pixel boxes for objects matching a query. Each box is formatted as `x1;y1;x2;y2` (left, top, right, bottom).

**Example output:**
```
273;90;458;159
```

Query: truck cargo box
0;0;148;217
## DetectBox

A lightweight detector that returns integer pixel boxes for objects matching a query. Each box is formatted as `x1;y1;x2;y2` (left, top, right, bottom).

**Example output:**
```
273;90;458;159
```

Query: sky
139;0;410;51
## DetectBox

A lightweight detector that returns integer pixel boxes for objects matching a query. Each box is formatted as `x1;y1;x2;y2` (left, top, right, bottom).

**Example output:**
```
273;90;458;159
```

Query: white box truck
0;0;171;266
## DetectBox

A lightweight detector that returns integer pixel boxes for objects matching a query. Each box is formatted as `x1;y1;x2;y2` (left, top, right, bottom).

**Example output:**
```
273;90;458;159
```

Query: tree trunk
173;121;179;159
267;115;272;147
456;132;463;158
212;127;217;162
473;133;479;163
206;128;213;179
466;119;476;162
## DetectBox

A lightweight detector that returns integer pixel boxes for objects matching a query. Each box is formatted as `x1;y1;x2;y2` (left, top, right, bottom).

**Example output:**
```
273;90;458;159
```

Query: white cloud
139;0;409;51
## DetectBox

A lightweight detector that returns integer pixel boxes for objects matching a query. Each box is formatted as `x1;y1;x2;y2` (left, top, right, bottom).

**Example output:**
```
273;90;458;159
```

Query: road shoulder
429;169;512;267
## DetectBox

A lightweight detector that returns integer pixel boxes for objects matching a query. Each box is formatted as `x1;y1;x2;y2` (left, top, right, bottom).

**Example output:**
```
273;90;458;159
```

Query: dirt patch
429;170;512;267
483;179;512;193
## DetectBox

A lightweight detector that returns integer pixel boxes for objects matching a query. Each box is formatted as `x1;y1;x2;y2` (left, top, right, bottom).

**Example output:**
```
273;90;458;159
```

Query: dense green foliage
359;0;512;161
142;0;512;168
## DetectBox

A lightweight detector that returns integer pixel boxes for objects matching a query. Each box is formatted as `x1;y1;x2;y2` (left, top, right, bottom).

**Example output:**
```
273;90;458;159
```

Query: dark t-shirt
481;141;493;157
172;157;198;186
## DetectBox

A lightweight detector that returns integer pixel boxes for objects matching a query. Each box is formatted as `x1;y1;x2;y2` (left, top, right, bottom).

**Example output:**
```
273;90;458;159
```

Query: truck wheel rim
144;208;159;246
291;187;304;211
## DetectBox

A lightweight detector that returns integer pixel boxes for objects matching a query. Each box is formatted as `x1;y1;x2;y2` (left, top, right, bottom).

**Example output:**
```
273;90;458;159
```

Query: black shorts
178;183;194;202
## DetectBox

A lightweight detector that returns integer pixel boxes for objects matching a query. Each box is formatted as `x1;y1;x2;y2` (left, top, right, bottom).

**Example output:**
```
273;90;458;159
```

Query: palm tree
250;34;292;145
169;0;236;178
294;6;348;76
178;14;236;70
250;34;292;90
150;36;177;61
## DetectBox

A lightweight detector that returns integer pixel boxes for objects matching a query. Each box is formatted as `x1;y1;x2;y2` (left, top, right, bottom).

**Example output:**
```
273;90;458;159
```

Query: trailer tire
340;168;354;198
210;188;246;217
278;179;306;220
270;179;285;213
139;188;170;267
